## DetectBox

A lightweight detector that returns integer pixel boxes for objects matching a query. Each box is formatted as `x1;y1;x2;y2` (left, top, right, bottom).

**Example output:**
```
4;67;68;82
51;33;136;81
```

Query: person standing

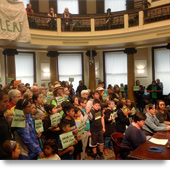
0;91;11;159
76;80;87;96
134;80;144;112
147;80;161;106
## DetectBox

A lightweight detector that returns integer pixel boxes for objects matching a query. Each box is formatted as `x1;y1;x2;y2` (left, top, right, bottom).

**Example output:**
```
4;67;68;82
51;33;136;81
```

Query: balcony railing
27;3;170;32
94;15;124;31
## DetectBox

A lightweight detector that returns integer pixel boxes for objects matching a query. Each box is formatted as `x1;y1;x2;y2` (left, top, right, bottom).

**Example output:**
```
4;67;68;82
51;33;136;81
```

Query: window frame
16;51;36;83
57;52;84;85
103;50;127;88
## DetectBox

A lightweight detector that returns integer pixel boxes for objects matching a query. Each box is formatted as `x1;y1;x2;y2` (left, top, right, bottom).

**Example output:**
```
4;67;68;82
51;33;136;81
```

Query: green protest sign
77;122;85;137
133;86;140;91
64;95;68;101
11;109;25;128
69;78;74;82
59;132;75;149
56;96;64;105
46;96;53;104
35;119;44;133
120;87;124;92
51;113;61;126
7;77;14;83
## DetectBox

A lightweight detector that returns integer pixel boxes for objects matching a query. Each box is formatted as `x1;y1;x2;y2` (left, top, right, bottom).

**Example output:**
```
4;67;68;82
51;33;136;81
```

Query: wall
134;47;152;90
86;0;96;14
0;49;6;86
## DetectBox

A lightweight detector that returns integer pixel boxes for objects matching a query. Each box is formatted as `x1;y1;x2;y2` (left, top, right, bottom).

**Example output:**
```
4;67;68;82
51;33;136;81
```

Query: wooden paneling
30;0;39;12
96;0;104;14
79;0;87;15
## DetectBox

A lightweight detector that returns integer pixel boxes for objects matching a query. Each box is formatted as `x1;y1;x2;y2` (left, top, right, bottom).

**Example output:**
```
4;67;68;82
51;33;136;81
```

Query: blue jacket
16;114;42;159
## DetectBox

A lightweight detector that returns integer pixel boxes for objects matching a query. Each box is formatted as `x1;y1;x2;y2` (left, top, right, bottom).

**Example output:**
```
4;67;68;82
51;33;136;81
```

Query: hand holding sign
51;113;61;127
11;109;25;128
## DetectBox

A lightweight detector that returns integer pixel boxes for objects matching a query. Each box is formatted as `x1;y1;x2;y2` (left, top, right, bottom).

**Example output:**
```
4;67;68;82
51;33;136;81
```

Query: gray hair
23;91;33;99
8;89;21;100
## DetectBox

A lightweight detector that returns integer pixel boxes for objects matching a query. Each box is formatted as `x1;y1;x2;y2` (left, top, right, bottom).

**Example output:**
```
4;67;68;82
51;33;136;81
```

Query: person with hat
96;82;109;100
51;83;64;118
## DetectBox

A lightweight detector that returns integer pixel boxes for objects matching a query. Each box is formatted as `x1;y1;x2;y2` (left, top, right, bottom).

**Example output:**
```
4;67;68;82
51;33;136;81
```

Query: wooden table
128;131;170;160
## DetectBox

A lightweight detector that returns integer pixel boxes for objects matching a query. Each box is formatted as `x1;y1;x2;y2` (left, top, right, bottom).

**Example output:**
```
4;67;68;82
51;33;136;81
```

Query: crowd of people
0;77;170;160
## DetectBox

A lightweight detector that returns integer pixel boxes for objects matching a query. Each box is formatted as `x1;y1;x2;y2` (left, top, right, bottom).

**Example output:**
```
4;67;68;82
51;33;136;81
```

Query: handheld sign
14;80;21;88
51;113;61;126
35;119;44;133
120;87;124;92
59;132;75;149
77;122;85;137
46;96;53;104
56;96;64;105
69;78;74;82
133;86;140;91
11;109;25;128
64;95;68;101
7;77;14;83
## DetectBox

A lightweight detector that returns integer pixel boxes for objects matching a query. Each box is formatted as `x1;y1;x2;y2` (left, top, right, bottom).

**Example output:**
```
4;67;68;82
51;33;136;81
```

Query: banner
0;0;31;43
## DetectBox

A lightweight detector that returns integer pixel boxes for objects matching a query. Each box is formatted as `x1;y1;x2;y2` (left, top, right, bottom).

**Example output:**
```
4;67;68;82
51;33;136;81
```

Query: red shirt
8;101;16;110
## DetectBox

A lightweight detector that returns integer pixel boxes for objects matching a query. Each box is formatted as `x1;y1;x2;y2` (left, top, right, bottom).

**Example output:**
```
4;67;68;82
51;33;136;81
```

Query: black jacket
0;114;11;160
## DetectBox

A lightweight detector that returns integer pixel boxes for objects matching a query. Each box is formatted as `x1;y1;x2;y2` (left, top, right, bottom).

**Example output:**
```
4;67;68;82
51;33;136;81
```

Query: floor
85;149;116;160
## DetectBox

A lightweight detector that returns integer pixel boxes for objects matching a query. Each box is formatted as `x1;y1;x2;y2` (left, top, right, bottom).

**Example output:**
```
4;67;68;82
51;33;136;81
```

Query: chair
111;132;130;160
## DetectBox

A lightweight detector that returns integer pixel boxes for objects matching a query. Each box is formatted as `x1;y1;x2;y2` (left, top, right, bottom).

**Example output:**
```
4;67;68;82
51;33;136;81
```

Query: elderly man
31;85;39;94
0;91;11;159
18;83;25;98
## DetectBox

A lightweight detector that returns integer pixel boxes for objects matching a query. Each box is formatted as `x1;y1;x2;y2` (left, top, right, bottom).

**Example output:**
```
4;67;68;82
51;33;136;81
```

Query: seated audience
156;100;170;125
143;103;170;136
121;112;146;151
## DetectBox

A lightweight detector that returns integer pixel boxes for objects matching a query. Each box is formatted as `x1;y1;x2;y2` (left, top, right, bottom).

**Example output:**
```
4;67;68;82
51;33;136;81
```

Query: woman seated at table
121;112;147;151
156;100;170;125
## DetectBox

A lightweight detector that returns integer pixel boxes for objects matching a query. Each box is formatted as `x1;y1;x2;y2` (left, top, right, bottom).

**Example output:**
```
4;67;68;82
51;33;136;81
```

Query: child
61;103;79;136
88;99;105;160
58;120;77;160
104;100;117;153
2;140;21;160
73;107;83;160
43;104;60;141
72;96;79;107
121;97;132;117
43;140;61;160
126;99;136;123
79;97;90;160
4;110;14;126
115;101;130;134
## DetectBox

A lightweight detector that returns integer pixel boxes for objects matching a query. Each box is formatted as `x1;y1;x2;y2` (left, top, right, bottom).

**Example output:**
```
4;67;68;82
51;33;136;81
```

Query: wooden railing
27;3;170;32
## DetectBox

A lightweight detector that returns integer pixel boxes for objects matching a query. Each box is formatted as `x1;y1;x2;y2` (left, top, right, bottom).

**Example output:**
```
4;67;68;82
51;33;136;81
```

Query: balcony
1;3;170;51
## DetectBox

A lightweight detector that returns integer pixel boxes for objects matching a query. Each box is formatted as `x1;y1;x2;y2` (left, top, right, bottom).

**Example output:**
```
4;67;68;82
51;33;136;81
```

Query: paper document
149;137;168;145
